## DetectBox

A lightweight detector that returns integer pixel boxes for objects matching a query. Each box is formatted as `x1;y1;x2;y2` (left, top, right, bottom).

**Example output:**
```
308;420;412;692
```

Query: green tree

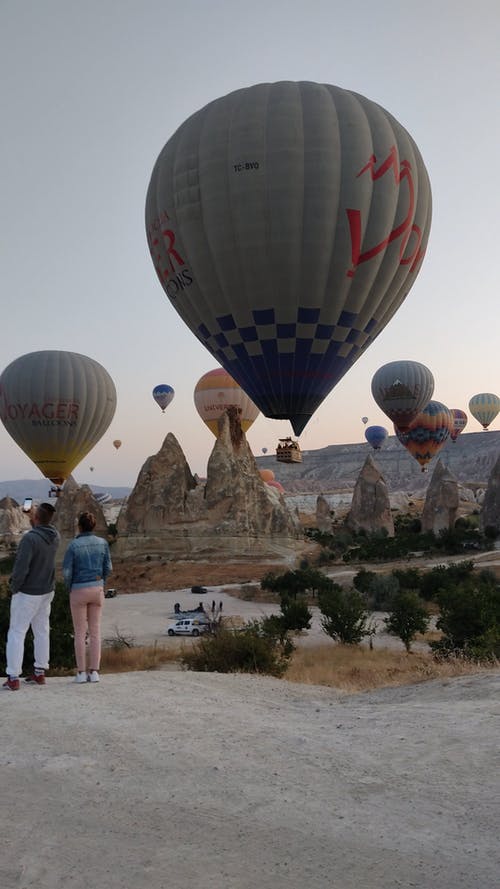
318;585;369;645
384;591;429;653
431;575;500;660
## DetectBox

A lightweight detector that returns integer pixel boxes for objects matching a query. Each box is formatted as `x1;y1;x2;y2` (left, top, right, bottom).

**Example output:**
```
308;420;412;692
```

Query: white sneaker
89;671;100;683
75;672;88;684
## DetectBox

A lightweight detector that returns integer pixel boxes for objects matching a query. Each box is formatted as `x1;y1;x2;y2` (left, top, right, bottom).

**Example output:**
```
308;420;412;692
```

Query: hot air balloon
449;409;467;442
361;416;369;425
259;469;275;483
146;82;432;436
153;384;174;412
371;361;434;431
261;447;268;455
365;425;388;450
0;351;116;486
267;479;285;494
89;466;95;472
395;401;453;471
468;394;500;431
113;439;122;450
193;368;259;436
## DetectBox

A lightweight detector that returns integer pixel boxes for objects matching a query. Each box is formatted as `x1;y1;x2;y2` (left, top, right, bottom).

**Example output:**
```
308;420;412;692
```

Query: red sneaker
3;676;20;691
25;672;46;685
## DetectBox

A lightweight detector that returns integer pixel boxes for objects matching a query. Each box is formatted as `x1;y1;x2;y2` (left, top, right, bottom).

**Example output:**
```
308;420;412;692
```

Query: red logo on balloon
346;146;425;278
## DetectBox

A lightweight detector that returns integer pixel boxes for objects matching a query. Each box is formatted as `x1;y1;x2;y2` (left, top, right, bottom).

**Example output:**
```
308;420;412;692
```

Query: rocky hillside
259;430;500;494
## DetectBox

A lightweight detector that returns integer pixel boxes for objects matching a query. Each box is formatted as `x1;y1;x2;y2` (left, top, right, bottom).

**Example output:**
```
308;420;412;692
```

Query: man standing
3;502;60;690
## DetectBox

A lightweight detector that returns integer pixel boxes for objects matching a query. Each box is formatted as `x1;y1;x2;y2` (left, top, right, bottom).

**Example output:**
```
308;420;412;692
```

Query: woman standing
63;512;112;683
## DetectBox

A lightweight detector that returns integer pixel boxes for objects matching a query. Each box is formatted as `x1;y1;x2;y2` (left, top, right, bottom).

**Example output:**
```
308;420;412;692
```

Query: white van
166;617;210;637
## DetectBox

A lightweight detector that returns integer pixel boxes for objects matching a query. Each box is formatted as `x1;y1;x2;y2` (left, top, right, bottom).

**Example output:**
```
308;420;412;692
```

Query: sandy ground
2;670;498;889
2;578;499;888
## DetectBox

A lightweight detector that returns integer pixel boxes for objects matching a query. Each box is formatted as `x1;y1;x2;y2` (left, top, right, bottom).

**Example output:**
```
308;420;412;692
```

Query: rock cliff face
480;454;500;531
346;455;394;537
421;460;459;534
116;410;302;561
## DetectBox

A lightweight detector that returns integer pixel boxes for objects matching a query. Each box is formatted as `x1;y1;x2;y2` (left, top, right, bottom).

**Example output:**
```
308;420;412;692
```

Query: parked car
166;617;210;637
191;585;208;595
105;588;117;599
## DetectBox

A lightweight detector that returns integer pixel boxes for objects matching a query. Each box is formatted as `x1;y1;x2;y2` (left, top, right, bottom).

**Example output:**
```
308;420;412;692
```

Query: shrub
180;621;293;676
384;591;430;652
318;585;369;645
431;576;500;660
0;580;74;673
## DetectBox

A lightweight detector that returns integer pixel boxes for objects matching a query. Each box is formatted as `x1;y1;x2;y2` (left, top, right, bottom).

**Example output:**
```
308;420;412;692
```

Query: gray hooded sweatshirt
10;524;60;596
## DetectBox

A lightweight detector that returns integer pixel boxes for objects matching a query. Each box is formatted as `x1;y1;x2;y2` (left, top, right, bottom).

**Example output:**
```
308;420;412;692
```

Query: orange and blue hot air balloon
395;400;453;471
449;409;467;442
365;425;388;450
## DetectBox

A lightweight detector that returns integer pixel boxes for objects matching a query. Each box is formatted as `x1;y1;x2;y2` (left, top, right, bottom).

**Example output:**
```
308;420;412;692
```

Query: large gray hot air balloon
146;81;432;435
0;351;117;485
371;360;434;430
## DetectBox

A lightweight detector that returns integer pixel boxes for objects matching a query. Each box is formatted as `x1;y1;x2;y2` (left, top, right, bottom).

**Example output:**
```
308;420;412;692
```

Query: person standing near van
3;502;60;690
62;512;112;684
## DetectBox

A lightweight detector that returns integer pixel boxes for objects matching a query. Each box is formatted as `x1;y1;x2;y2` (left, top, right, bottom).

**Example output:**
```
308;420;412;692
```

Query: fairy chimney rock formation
421;459;459;534
0;496;30;543
54;477;108;540
316;495;333;532
480;453;500;532
116;410;301;558
346;454;394;537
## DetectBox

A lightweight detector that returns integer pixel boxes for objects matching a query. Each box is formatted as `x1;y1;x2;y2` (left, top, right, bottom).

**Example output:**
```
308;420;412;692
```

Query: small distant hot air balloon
468;394;500;431
261;447;268;455
146;82;432;436
113;439;122;451
361;416;369;425
194;368;259;436
372;360;434;431
0;350;116;486
395;401;453;471
449;409;467;442
153;384;174;412
89;466;95;472
365;425;388;450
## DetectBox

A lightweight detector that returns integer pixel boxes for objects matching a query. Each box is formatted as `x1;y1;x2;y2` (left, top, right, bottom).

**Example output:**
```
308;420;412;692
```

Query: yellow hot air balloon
193;368;259;436
259;469;275;483
0;350;117;486
468;393;500;431
113;439;122;450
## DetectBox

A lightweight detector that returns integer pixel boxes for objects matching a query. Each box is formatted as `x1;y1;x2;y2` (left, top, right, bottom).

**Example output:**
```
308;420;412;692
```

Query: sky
1;0;499;489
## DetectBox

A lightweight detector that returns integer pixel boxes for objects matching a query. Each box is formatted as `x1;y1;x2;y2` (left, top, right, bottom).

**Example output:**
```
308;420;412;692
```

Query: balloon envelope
259;469;275;483
361;416;369;425
193;368;259;436
146;81;432;435
113;440;122;450
365;425;388;450
449;409;467;442
153;384;174;412
371;360;434;430
0;351;117;485
395;400;453;470
468;394;500;430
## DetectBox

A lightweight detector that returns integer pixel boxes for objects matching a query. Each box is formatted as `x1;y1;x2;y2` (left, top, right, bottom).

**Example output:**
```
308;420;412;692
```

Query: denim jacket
62;532;112;590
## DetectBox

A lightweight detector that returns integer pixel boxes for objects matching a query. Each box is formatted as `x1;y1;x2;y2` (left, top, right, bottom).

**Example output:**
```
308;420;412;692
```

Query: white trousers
6;591;55;678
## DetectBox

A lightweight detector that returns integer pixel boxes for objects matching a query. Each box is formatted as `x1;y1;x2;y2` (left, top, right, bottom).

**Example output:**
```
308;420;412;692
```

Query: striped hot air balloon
468;394;500;431
194;368;259;436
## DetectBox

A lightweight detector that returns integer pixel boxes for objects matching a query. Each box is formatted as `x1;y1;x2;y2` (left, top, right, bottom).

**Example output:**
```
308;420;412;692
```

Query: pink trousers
70;585;104;672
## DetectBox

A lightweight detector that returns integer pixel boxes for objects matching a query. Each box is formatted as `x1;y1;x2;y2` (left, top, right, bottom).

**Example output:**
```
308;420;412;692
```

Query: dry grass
284;644;497;693
100;640;183;673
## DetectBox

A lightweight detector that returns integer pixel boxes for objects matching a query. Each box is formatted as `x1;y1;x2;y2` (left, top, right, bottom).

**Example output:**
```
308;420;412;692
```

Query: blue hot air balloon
146;82;432;436
153;384;174;413
365;425;388;450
